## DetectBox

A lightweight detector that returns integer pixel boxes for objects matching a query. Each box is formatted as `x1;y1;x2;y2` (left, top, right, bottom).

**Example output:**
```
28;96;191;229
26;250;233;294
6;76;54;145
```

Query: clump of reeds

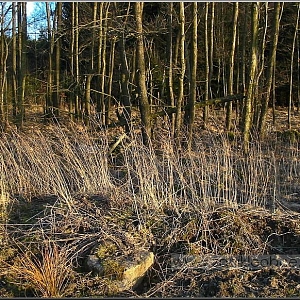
10;241;73;297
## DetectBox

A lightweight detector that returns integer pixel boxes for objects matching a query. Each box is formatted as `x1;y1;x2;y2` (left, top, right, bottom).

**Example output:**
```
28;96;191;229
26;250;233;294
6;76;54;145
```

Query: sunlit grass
10;241;73;297
0;116;299;296
0;119;299;216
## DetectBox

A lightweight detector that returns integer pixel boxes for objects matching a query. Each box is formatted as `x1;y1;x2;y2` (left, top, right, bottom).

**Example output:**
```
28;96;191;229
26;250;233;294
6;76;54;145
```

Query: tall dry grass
0;119;299;296
0;124;112;209
0;121;299;215
121;129;280;213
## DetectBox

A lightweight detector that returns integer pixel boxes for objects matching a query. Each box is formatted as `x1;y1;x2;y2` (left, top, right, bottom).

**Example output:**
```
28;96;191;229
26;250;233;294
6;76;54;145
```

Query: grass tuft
10;241;73;297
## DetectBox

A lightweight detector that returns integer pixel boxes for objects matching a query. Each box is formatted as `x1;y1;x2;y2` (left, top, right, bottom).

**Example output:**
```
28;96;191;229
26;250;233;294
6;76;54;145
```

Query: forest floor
0;106;300;297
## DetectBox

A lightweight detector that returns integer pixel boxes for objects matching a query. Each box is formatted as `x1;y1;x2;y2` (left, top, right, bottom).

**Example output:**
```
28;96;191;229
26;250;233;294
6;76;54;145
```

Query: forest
1;2;300;298
0;2;299;148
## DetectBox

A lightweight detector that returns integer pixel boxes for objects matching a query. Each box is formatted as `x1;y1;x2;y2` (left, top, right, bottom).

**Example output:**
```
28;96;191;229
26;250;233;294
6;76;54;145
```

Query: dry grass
0;115;299;225
0;116;298;214
0;123;113;208
9;241;73;297
0;117;298;219
0;111;300;296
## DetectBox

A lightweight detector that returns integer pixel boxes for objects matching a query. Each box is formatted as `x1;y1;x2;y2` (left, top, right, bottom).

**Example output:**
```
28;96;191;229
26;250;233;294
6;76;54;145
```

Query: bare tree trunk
175;2;185;140
74;2;80;120
243;2;259;153
105;36;116;125
166;2;175;135
184;2;197;149
84;3;98;125
235;20;240;116
135;2;151;146
288;3;300;130
68;2;75;120
272;65;276;125
91;3;97;72
203;2;209;129
54;2;62;118
0;3;9;126
253;3;268;129
239;3;248;129
259;2;282;136
12;2;17;118
100;3;109;124
174;27;180;68
84;75;92;125
226;2;238;131
119;32;132;133
96;2;104;121
209;2;215;99
16;2;27;128
298;10;300;114
45;2;54;121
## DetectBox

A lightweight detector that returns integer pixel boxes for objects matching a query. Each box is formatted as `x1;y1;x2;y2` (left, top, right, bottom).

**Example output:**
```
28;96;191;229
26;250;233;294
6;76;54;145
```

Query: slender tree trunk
119;32;132;133
12;2;17;118
0;3;8;126
16;2;26;128
91;3;97;72
298;12;300;113
129;47;136;99
106;36;116;125
221;3;227;97
216;5;222;97
174;27;180;68
74;2;80;120
288;3;300;130
135;2;151;146
68;2;75;120
235;12;240;119
45;2;54;120
209;2;215;99
272;65;276;125
96;2;104;120
166;2;175;135
100;3;109;124
253;3;268;129
259;2;282;136
84;75;92;125
239;3;248;129
203;2;209;128
226;2;239;131
243;2;259;153
184;2;197;149
175;2;185;140
54;2;62;118
146;39;154;112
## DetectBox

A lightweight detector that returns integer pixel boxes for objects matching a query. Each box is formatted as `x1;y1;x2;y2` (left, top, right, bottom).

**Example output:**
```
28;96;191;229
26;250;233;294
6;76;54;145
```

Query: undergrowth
0;116;299;296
